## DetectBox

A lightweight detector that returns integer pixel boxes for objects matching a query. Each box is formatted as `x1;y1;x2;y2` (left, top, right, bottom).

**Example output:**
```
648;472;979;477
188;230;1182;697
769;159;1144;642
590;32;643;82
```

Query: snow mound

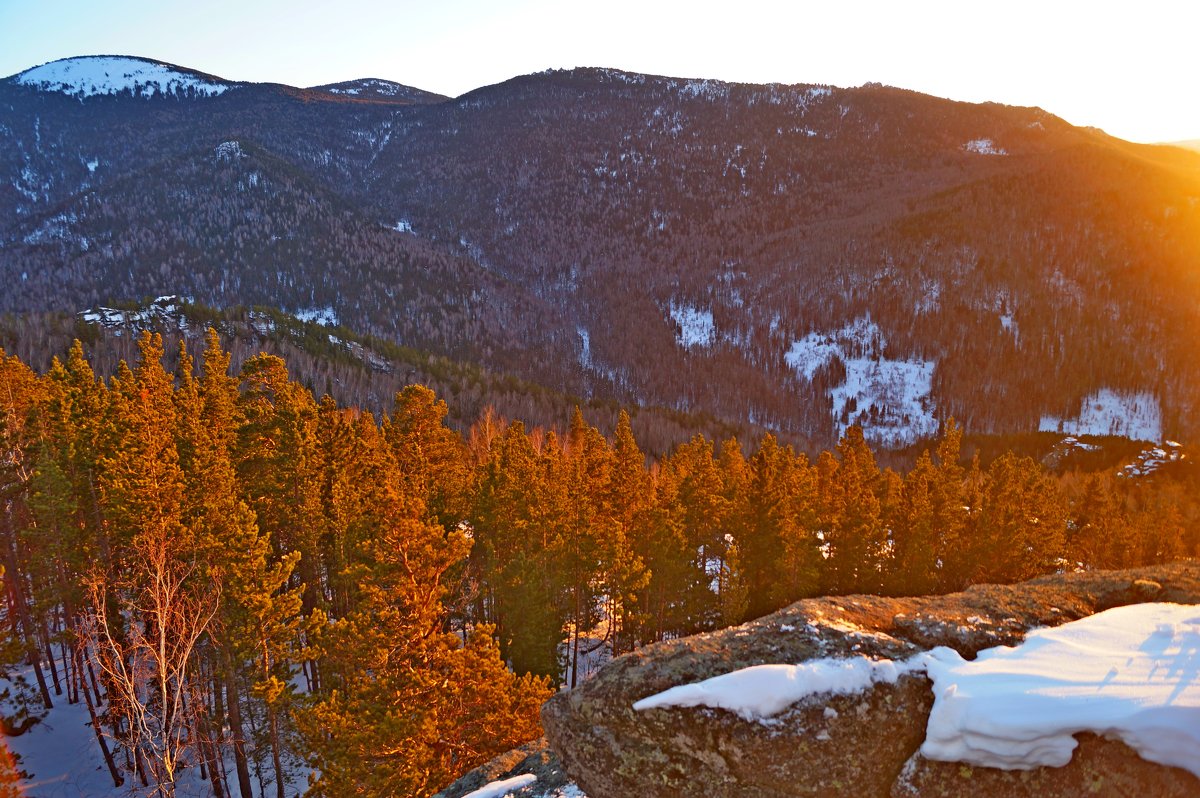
14;56;231;98
921;603;1200;776
633;655;922;721
1039;389;1162;441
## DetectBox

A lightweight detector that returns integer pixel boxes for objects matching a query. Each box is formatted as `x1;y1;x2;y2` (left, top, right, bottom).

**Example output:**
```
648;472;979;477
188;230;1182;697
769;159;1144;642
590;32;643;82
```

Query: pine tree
602;411;650;655
299;484;549;798
824;426;887;595
470;421;565;680
189;330;302;798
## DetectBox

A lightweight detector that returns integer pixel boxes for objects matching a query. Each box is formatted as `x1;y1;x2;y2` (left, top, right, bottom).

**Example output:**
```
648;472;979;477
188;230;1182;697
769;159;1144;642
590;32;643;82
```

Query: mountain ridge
4;54;1200;448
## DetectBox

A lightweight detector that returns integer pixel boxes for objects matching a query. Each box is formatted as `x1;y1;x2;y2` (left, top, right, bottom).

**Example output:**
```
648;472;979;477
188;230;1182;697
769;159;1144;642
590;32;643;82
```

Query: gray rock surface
541;561;1200;797
432;738;577;798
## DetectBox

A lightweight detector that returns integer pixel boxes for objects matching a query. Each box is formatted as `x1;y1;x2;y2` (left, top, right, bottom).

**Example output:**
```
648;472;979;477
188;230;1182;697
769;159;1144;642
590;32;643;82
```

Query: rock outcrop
541;561;1200;797
432;739;576;798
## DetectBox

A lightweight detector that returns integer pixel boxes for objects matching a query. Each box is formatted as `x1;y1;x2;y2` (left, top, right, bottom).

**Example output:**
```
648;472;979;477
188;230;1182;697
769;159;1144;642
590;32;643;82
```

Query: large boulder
541;561;1200;797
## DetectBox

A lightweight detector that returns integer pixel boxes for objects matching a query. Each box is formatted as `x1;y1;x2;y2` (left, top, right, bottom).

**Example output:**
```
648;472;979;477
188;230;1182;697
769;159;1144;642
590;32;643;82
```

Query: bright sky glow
2;0;1198;143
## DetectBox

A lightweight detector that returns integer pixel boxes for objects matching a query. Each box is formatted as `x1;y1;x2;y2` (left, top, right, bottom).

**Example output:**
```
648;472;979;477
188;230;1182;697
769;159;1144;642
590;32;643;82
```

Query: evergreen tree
299;486;549;798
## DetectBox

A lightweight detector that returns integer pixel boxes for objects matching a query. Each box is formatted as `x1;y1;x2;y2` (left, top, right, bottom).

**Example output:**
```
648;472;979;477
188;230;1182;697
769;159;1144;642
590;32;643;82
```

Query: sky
1;0;1197;143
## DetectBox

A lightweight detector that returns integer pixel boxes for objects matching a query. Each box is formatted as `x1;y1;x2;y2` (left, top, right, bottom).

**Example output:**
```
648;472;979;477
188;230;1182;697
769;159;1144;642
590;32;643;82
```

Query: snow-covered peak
12;56;232;99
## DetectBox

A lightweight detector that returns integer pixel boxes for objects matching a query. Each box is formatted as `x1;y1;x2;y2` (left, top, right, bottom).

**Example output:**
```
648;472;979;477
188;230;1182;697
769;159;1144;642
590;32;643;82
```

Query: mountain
4;56;1200;447
11;54;236;98
308;77;448;104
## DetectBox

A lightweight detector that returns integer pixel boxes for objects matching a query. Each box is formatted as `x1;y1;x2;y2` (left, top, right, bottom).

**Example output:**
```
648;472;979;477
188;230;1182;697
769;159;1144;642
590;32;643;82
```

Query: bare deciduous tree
83;535;218;798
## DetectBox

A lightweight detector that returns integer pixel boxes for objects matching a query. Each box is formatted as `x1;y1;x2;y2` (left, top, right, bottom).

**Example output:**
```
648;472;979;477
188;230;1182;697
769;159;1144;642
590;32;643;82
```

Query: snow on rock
634;655;924;721
79;295;193;335
1120;440;1187;478
15;56;231;98
1039;388;1162;441
785;318;937;448
293;306;338;326
669;302;716;349
462;773;538;798
964;138;1007;155
545;786;587;798
921;602;1200;777
634;603;1200;779
214;140;246;162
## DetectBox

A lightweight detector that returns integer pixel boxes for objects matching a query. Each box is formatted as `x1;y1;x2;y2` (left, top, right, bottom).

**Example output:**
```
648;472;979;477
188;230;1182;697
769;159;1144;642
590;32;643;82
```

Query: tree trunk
77;648;124;788
222;653;255;798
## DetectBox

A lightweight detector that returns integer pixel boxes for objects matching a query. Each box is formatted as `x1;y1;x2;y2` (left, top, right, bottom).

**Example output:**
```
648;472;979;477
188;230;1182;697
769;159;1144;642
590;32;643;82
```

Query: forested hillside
5;57;1200;446
0;333;1196;796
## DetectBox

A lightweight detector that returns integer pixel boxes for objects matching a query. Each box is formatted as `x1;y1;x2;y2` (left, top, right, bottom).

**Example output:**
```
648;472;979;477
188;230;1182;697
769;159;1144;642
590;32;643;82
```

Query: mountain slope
4;58;1200;446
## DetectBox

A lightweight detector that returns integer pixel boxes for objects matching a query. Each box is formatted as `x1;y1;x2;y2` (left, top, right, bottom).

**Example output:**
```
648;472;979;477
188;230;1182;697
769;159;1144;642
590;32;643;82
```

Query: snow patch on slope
15;56;231;98
669;302;716;348
786;318;937;448
964;138;1006;155
1039;389;1162;441
635;603;1200;779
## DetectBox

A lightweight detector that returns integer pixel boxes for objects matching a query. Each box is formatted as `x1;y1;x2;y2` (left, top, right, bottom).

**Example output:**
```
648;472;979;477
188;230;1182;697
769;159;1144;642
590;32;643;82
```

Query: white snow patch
4;681;115;797
964;138;1007;156
786;318;937;447
634;655;923;720
462;773;537;798
922;603;1200;776
392;218;414;234
678;79;729;101
999;313;1019;343
834;357;937;448
16;56;230;98
1120;441;1187;478
669;302;716;349
1039;389;1162;441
